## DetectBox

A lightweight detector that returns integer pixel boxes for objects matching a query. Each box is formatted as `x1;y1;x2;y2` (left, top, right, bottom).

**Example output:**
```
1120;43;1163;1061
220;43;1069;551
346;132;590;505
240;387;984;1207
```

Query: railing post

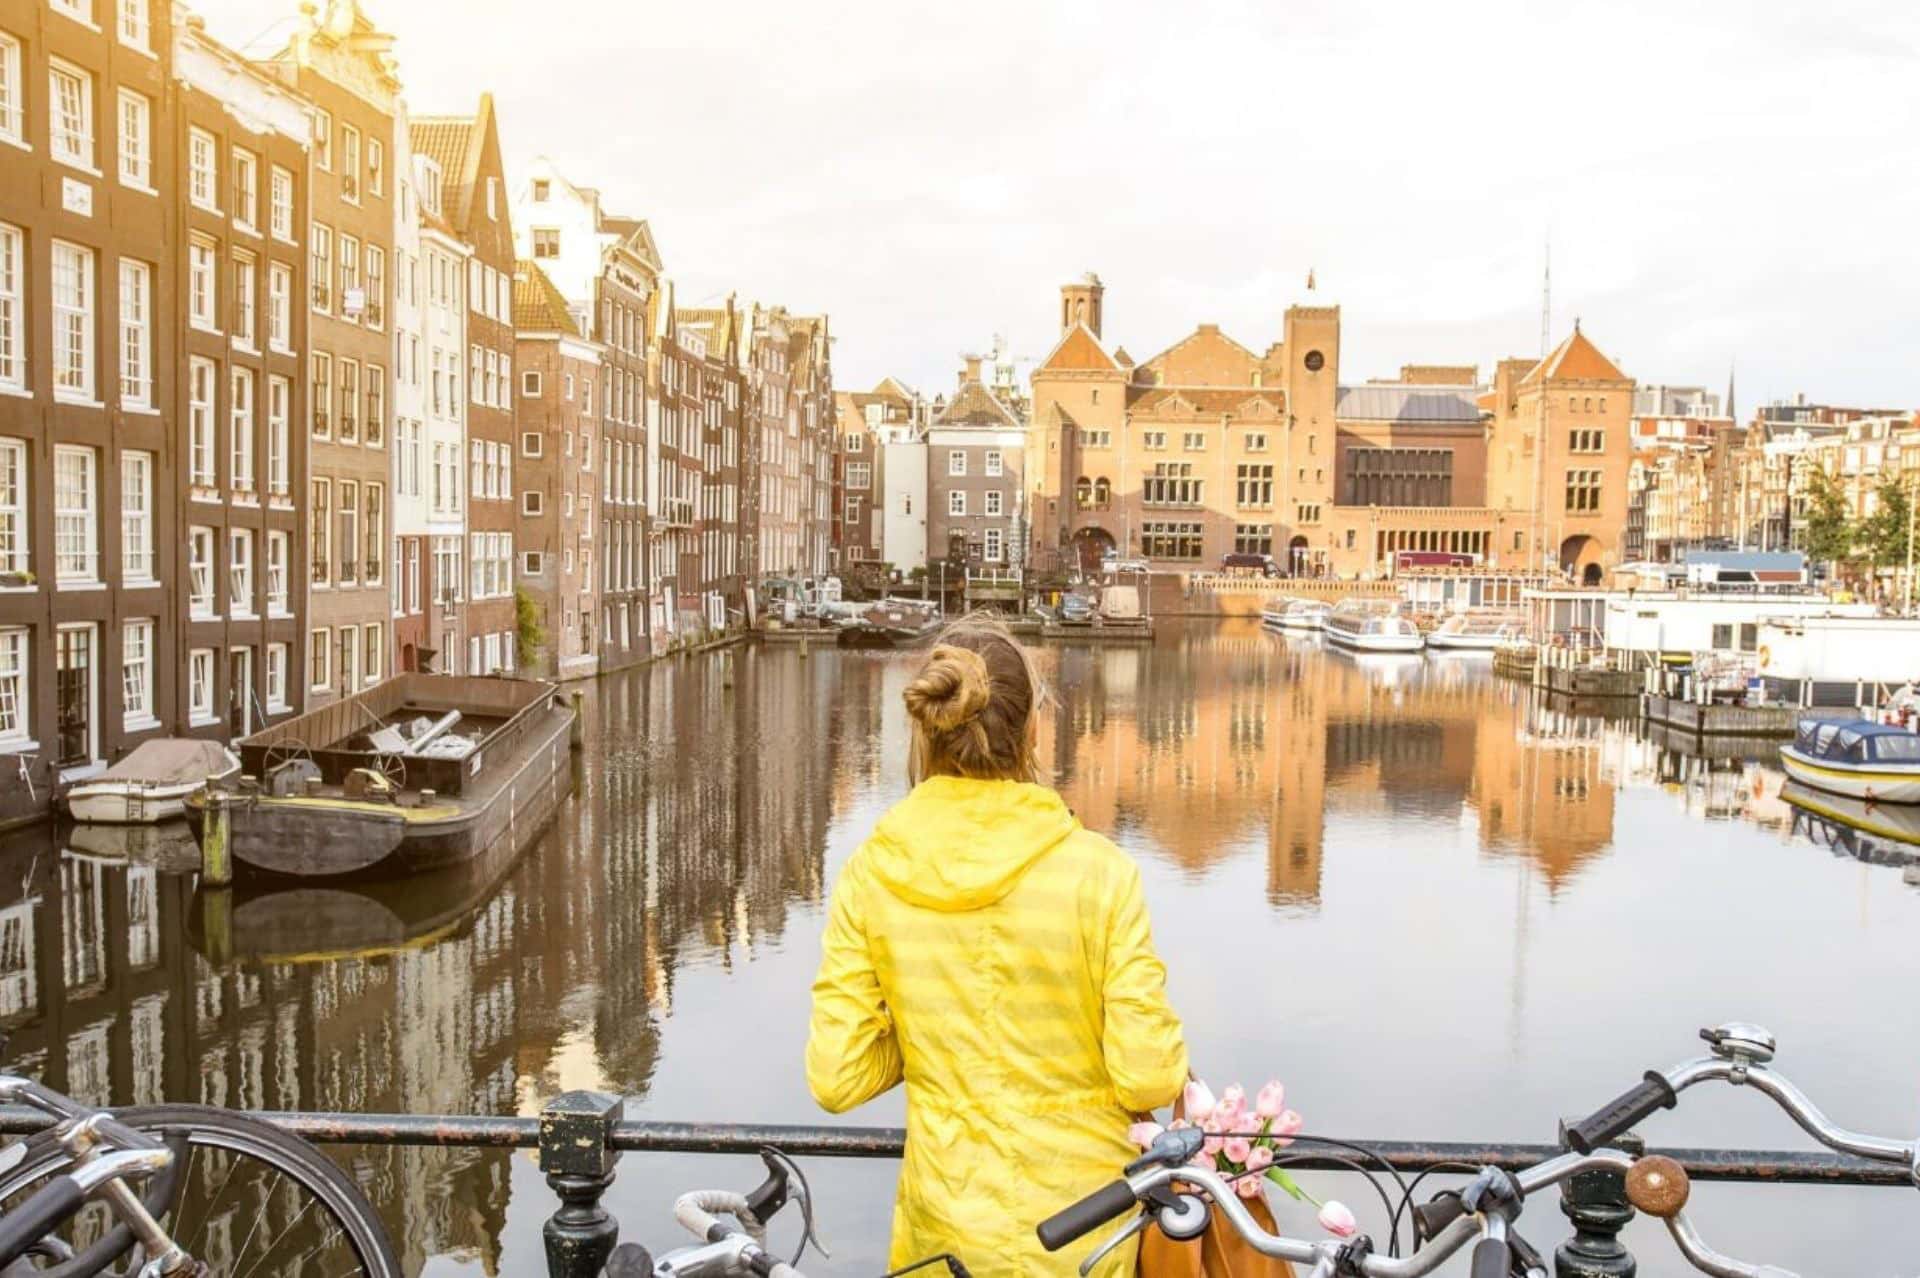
540;1091;623;1278
1554;1125;1642;1278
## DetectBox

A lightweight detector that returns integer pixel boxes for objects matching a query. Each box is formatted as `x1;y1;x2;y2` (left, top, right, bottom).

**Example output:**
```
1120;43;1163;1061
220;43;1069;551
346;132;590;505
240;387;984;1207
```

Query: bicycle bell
1700;1022;1776;1065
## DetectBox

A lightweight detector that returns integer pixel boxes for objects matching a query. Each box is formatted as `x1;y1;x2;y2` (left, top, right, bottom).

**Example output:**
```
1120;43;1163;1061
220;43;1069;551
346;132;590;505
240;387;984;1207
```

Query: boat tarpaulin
98;739;239;785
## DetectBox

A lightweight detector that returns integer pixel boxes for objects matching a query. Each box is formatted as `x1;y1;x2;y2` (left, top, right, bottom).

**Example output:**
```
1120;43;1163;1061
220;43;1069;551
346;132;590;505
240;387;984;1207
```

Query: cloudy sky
197;0;1919;410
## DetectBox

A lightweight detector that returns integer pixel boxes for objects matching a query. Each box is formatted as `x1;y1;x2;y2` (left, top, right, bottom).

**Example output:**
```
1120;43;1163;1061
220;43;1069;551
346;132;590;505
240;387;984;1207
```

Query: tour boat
1778;718;1920;805
1323;599;1425;652
1263;598;1331;632
1425;611;1527;653
185;673;576;879
65;739;241;824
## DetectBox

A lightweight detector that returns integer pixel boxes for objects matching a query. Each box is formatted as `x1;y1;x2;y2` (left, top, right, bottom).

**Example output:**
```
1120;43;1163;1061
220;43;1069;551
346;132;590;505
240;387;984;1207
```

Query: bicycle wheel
0;1104;400;1278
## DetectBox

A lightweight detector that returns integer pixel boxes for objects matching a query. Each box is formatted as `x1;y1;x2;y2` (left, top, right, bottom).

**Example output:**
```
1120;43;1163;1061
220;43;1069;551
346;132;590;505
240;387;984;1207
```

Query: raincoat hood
864;776;1078;912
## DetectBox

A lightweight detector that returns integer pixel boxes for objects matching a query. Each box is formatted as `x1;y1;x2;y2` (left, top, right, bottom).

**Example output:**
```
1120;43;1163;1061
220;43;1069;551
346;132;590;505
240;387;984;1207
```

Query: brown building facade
927;357;1025;569
0;0;183;825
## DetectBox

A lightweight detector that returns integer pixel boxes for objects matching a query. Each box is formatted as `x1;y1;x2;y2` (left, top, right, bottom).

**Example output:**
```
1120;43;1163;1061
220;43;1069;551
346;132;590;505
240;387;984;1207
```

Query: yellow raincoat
806;776;1188;1275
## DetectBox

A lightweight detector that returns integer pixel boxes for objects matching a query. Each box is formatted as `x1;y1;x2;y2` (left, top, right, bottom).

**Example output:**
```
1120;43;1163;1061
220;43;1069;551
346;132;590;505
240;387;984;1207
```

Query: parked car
1058;594;1096;625
1220;552;1279;577
1100;553;1150;575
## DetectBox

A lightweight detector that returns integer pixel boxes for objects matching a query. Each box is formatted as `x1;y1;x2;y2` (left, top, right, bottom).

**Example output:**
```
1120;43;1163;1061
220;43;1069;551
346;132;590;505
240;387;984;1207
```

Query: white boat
1323;599;1425;652
1778;718;1920;804
65;739;241;824
1263;598;1331;632
1425;611;1527;652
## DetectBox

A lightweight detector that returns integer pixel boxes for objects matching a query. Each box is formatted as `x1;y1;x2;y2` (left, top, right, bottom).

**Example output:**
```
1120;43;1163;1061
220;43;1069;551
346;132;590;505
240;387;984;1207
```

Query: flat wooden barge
185;674;575;880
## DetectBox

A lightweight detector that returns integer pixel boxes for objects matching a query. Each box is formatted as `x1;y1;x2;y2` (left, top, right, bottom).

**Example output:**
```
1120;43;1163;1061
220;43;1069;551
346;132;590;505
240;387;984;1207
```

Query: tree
1801;464;1855;566
1860;478;1914;570
515;587;548;673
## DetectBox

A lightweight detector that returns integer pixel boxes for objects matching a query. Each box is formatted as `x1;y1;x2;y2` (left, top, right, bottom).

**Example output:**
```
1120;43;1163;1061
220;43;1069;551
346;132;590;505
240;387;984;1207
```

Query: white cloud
194;0;1919;408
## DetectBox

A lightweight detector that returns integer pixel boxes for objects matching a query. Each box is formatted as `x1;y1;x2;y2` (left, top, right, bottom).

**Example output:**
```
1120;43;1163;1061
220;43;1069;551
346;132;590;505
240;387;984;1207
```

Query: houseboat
1263;598;1331;632
65;739;241;824
1323;599;1425;653
1778;718;1920;804
185;673;576;879
1425;611;1527;652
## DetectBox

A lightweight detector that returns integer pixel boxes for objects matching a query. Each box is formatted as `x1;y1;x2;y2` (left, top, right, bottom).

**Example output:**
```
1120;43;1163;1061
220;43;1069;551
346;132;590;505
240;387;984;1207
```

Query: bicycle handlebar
0;1150;172;1271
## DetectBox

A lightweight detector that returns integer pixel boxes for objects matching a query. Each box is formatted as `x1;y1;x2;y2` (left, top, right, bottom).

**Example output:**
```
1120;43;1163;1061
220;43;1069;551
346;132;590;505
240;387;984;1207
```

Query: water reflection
0;623;1913;1274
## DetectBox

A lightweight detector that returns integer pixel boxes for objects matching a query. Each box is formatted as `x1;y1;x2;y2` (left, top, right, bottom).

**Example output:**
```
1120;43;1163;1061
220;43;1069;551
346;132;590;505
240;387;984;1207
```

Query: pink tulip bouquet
1128;1077;1357;1240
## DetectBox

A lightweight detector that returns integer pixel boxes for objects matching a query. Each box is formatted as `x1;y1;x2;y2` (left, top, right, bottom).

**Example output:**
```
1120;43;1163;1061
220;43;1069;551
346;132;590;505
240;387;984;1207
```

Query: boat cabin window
1813;724;1842;755
1870;734;1920;762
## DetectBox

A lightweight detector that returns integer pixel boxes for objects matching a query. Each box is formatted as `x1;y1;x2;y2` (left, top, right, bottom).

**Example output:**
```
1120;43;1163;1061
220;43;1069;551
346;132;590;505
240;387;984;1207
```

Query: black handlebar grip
1564;1072;1677;1153
1036;1180;1137;1252
1469;1236;1511;1278
0;1176;87;1269
1411;1191;1465;1241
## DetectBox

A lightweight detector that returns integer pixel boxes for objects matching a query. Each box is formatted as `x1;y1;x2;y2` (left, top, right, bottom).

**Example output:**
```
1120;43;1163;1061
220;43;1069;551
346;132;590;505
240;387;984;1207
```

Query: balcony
339;414;359;443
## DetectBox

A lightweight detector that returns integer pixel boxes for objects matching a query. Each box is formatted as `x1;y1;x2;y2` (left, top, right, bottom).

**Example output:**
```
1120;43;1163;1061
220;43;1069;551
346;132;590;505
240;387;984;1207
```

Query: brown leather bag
1134;1093;1296;1278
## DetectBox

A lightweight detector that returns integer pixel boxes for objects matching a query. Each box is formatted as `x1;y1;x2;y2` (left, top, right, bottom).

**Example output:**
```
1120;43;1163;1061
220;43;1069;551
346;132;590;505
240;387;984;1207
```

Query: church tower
1059;273;1104;338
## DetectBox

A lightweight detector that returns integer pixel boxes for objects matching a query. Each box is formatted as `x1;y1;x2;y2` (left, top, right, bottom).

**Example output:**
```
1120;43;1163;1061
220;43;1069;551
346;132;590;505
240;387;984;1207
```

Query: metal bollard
1555;1124;1642;1277
540;1091;623;1278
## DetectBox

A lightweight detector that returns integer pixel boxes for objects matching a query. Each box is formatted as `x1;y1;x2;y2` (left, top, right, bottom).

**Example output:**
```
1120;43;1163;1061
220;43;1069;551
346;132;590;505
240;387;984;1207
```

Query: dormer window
418;158;443;216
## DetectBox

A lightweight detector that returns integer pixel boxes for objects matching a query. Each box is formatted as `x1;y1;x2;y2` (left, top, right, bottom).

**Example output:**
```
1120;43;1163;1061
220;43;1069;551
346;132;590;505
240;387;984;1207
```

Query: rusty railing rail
2;1099;1907;1277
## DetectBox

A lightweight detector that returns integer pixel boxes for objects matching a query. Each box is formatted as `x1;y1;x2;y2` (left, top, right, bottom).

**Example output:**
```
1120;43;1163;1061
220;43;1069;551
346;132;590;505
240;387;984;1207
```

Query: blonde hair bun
904;644;992;733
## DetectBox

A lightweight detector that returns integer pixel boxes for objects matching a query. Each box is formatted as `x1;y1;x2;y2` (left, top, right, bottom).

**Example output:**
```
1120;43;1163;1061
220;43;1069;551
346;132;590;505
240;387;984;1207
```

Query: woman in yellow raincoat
807;615;1188;1274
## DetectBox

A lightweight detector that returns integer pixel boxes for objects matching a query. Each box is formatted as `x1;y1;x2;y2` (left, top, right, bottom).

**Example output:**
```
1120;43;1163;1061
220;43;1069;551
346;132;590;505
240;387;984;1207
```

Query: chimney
962;355;982;386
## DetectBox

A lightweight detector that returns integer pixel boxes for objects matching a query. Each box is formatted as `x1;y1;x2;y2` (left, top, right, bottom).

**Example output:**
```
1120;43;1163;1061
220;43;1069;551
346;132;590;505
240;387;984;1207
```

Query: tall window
364;246;384;328
310;480;330;586
311;224;331;311
1143;462;1202;507
1565;468;1604;514
270;166;293;240
0;629;25;745
187;128;217;208
228;529;253;615
984;450;1004;477
0;224;19;390
309;628;329;690
267;376;290;496
121;620;153;726
117;89;150;187
338;234;359;320
984;490;1003;517
313;108;331;169
229;367;255;493
187;239;216;329
266;531;289;614
947;489;967;517
187;358;215;488
232;251;256;345
336;481;357;583
337;359;359;442
187;649;214;723
365;365;385;445
118;0;150;47
266;642;288;711
1235;463;1274;508
367;138;384;196
54;446;97;583
364;485;383;585
231;148;257;230
311;353;331;437
187;526;213;615
948;450;967;476
1234;524;1275;555
365;626;381;684
0;439;25;574
268;262;291;349
0;35;22;147
51;242;95;399
118;259;151;408
983;527;1003;562
120;450;152;582
49;61;93;169
341;124;360;199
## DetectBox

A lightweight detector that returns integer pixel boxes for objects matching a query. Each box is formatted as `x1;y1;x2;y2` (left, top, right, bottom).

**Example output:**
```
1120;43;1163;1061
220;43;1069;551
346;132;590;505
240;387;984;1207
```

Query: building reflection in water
0;625;1907;1274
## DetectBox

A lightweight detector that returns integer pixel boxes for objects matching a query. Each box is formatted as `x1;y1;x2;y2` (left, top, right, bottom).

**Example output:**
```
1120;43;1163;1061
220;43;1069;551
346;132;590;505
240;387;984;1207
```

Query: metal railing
2;1097;1904;1278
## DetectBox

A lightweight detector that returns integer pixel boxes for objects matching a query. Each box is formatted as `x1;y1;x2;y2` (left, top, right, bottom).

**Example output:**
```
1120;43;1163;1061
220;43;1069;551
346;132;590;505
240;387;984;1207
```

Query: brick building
511;260;601;678
927;357;1024;570
175;15;311;744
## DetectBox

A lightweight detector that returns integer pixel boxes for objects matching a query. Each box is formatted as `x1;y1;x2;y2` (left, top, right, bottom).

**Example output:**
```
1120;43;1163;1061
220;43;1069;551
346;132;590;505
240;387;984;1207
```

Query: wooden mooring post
198;781;233;887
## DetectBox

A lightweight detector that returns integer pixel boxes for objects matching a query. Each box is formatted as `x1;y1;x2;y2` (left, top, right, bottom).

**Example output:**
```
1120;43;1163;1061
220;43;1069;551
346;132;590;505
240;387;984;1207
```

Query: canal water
2;620;1915;1274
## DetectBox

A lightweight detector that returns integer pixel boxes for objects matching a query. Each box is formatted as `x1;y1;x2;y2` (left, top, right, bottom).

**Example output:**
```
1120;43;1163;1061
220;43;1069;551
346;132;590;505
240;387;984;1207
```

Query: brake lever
1076;1211;1149;1278
753;1147;830;1262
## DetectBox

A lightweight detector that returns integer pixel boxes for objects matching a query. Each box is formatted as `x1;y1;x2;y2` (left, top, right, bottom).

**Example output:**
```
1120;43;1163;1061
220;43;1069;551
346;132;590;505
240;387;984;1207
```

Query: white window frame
231;146;257;231
0;35;23;148
51;241;96;401
313;108;332;170
232;250;256;346
187;239;217;331
522;370;542;397
120;450;152;583
116;88;150;189
846;461;870;490
948;450;967;476
121;619;154;730
118;259;151;409
49;59;94;171
188;127;217;210
269;166;294;241
187;358;216;490
340;123;360;201
0;439;24;575
985;489;1004;517
0;628;29;748
984;527;1004;563
367;137;384;197
229;366;255;494
187;648;216;726
228;528;253;616
53;445;98;585
267;375;290;496
268;262;291;351
266;530;289;615
947;489;967;517
187;526;214;617
265;643;288;712
0;224;20;390
984;450;1004;477
117;0;150;50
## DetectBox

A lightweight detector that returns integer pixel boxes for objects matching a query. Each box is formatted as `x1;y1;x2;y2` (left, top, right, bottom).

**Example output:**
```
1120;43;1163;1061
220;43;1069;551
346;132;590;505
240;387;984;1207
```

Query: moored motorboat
1779;780;1920;851
1425;611;1526;652
1323;599;1424;652
1263;598;1331;632
1778;718;1920;804
65;739;240;824
185;673;576;879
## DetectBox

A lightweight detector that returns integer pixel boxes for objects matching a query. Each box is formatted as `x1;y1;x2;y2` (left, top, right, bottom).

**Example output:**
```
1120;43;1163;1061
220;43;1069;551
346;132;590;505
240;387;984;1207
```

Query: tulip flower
1317;1201;1358;1238
1128;1121;1164;1150
1217;1084;1246;1123
1223;1136;1252;1165
1272;1109;1304;1146
1183;1079;1217;1122
1255;1081;1286;1119
1245;1143;1273;1171
1236;1175;1265;1200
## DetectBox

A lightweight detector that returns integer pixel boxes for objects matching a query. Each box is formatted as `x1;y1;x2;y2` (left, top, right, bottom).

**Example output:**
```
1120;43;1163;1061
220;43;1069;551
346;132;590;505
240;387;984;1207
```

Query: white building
389;97;429;666
412;145;472;672
881;440;928;577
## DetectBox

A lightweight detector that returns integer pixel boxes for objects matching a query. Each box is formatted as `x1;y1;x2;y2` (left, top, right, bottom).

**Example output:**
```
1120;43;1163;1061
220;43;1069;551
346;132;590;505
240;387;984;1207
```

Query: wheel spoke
188;1140;245;1253
235;1183;323;1278
228;1165;281;1273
